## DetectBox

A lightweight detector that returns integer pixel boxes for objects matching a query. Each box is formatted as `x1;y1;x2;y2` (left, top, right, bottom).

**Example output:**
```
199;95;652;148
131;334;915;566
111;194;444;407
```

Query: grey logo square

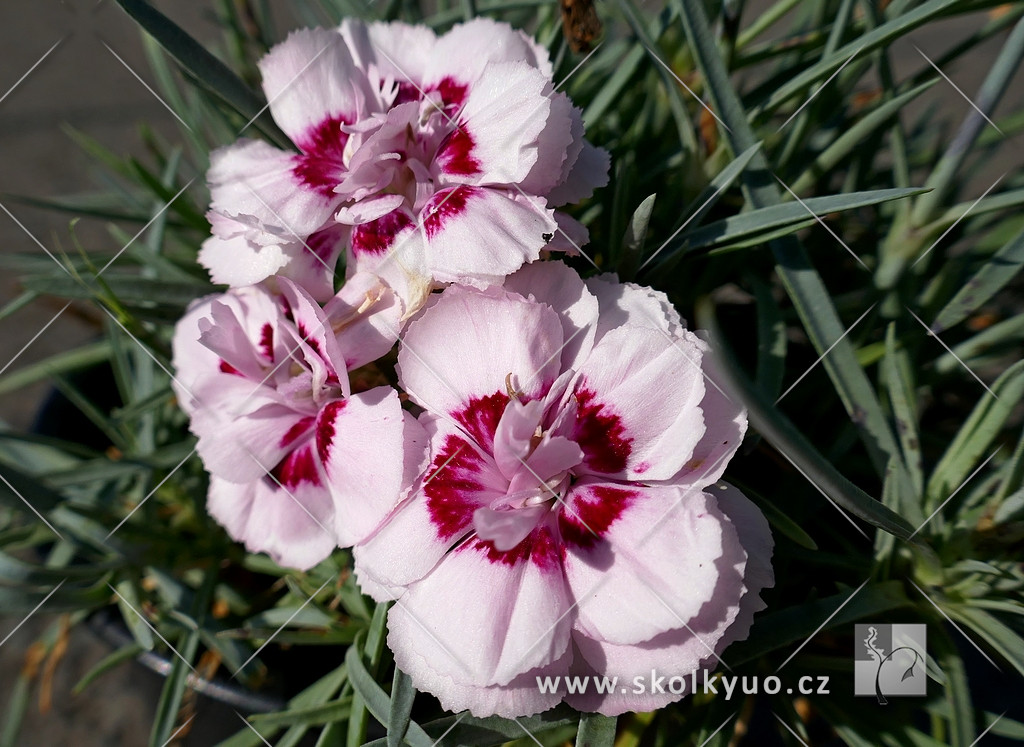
854;623;927;702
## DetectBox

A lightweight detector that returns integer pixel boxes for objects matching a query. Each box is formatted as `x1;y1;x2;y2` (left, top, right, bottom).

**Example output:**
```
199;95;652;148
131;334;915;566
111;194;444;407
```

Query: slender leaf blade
932;225;1024;333
576;713;617;747
113;0;288;146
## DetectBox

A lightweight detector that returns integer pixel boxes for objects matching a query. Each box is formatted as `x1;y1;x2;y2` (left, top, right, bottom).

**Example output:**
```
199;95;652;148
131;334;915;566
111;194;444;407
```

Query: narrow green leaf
314;722;345;747
643;141;762;273
141;33;210;157
982;712;1024;740
926;360;1024;507
387;667;416;747
725;580;911;665
576;713;617;747
0;667;33;747
773;0;857;172
583;45;644;125
935;315;1024;376
0;290;40;322
622;194;656;257
147;627;199;747
676;0;903;476
616;0;699;153
932;630;974;747
216;720;280;747
114;579;156;652
365;600;389;667
755;0;962;117
946;605;1024;679
0;551;111;585
912;16;1024;223
932;225;1024;333
993;429;1024;510
704;219;818;255
113;0;288;147
752;278;787;400
51;375;132;450
245;605;335;629
735;0;802;48
789;79;938;195
362;706;581;747
62;125;137;180
0;341;113;396
348;602;391;746
0;462;63;514
148;566;214;747
243;662;347;747
874;459;902;562
731;479;818;550
345;635;434;747
930;187;1024;234
882;324;925;505
22;274;207;309
860;1;914;225
696;298;923;545
0;582;110;614
677;188;923;255
72;643;145;695
3;191;163;224
250;700;353;729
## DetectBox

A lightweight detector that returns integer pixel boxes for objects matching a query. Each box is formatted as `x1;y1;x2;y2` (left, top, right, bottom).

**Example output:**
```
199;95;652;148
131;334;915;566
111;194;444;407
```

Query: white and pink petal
316;386;426;546
258;27;368;147
569;325;707;481
666;338;747;488
390;626;570;718
545;140;610;206
421;187;555;287
504;260;599;373
562;482;728;646
565;483;773;715
436;62;551;185
427;18;553;87
396;285;565;429
354;413;506;595
386;522;571;687
206;467;336;571
325;271;403;369
191;391;311;483
208;139;339;241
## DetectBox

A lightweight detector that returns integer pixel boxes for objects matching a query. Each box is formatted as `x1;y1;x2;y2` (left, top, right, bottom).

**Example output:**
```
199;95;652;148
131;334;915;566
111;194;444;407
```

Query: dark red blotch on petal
572;385;633;475
293;114;350;197
424;434;491;541
422;186;474;240
436;126;481;177
393;81;421;107
453;391;509;452
271;444;322;489
351;210;414;256
295;325;341;386
218;359;243;376
296;323;323;357
258;323;274;361
280;416;315;448
316;400;346;465
558;484;638;550
435;77;468;109
467;523;561;571
394;77;467;109
306;227;342;262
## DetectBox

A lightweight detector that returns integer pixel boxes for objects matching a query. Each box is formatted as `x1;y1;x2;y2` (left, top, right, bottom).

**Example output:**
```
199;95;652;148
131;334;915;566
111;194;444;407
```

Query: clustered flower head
200;17;607;314
174;16;773;718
